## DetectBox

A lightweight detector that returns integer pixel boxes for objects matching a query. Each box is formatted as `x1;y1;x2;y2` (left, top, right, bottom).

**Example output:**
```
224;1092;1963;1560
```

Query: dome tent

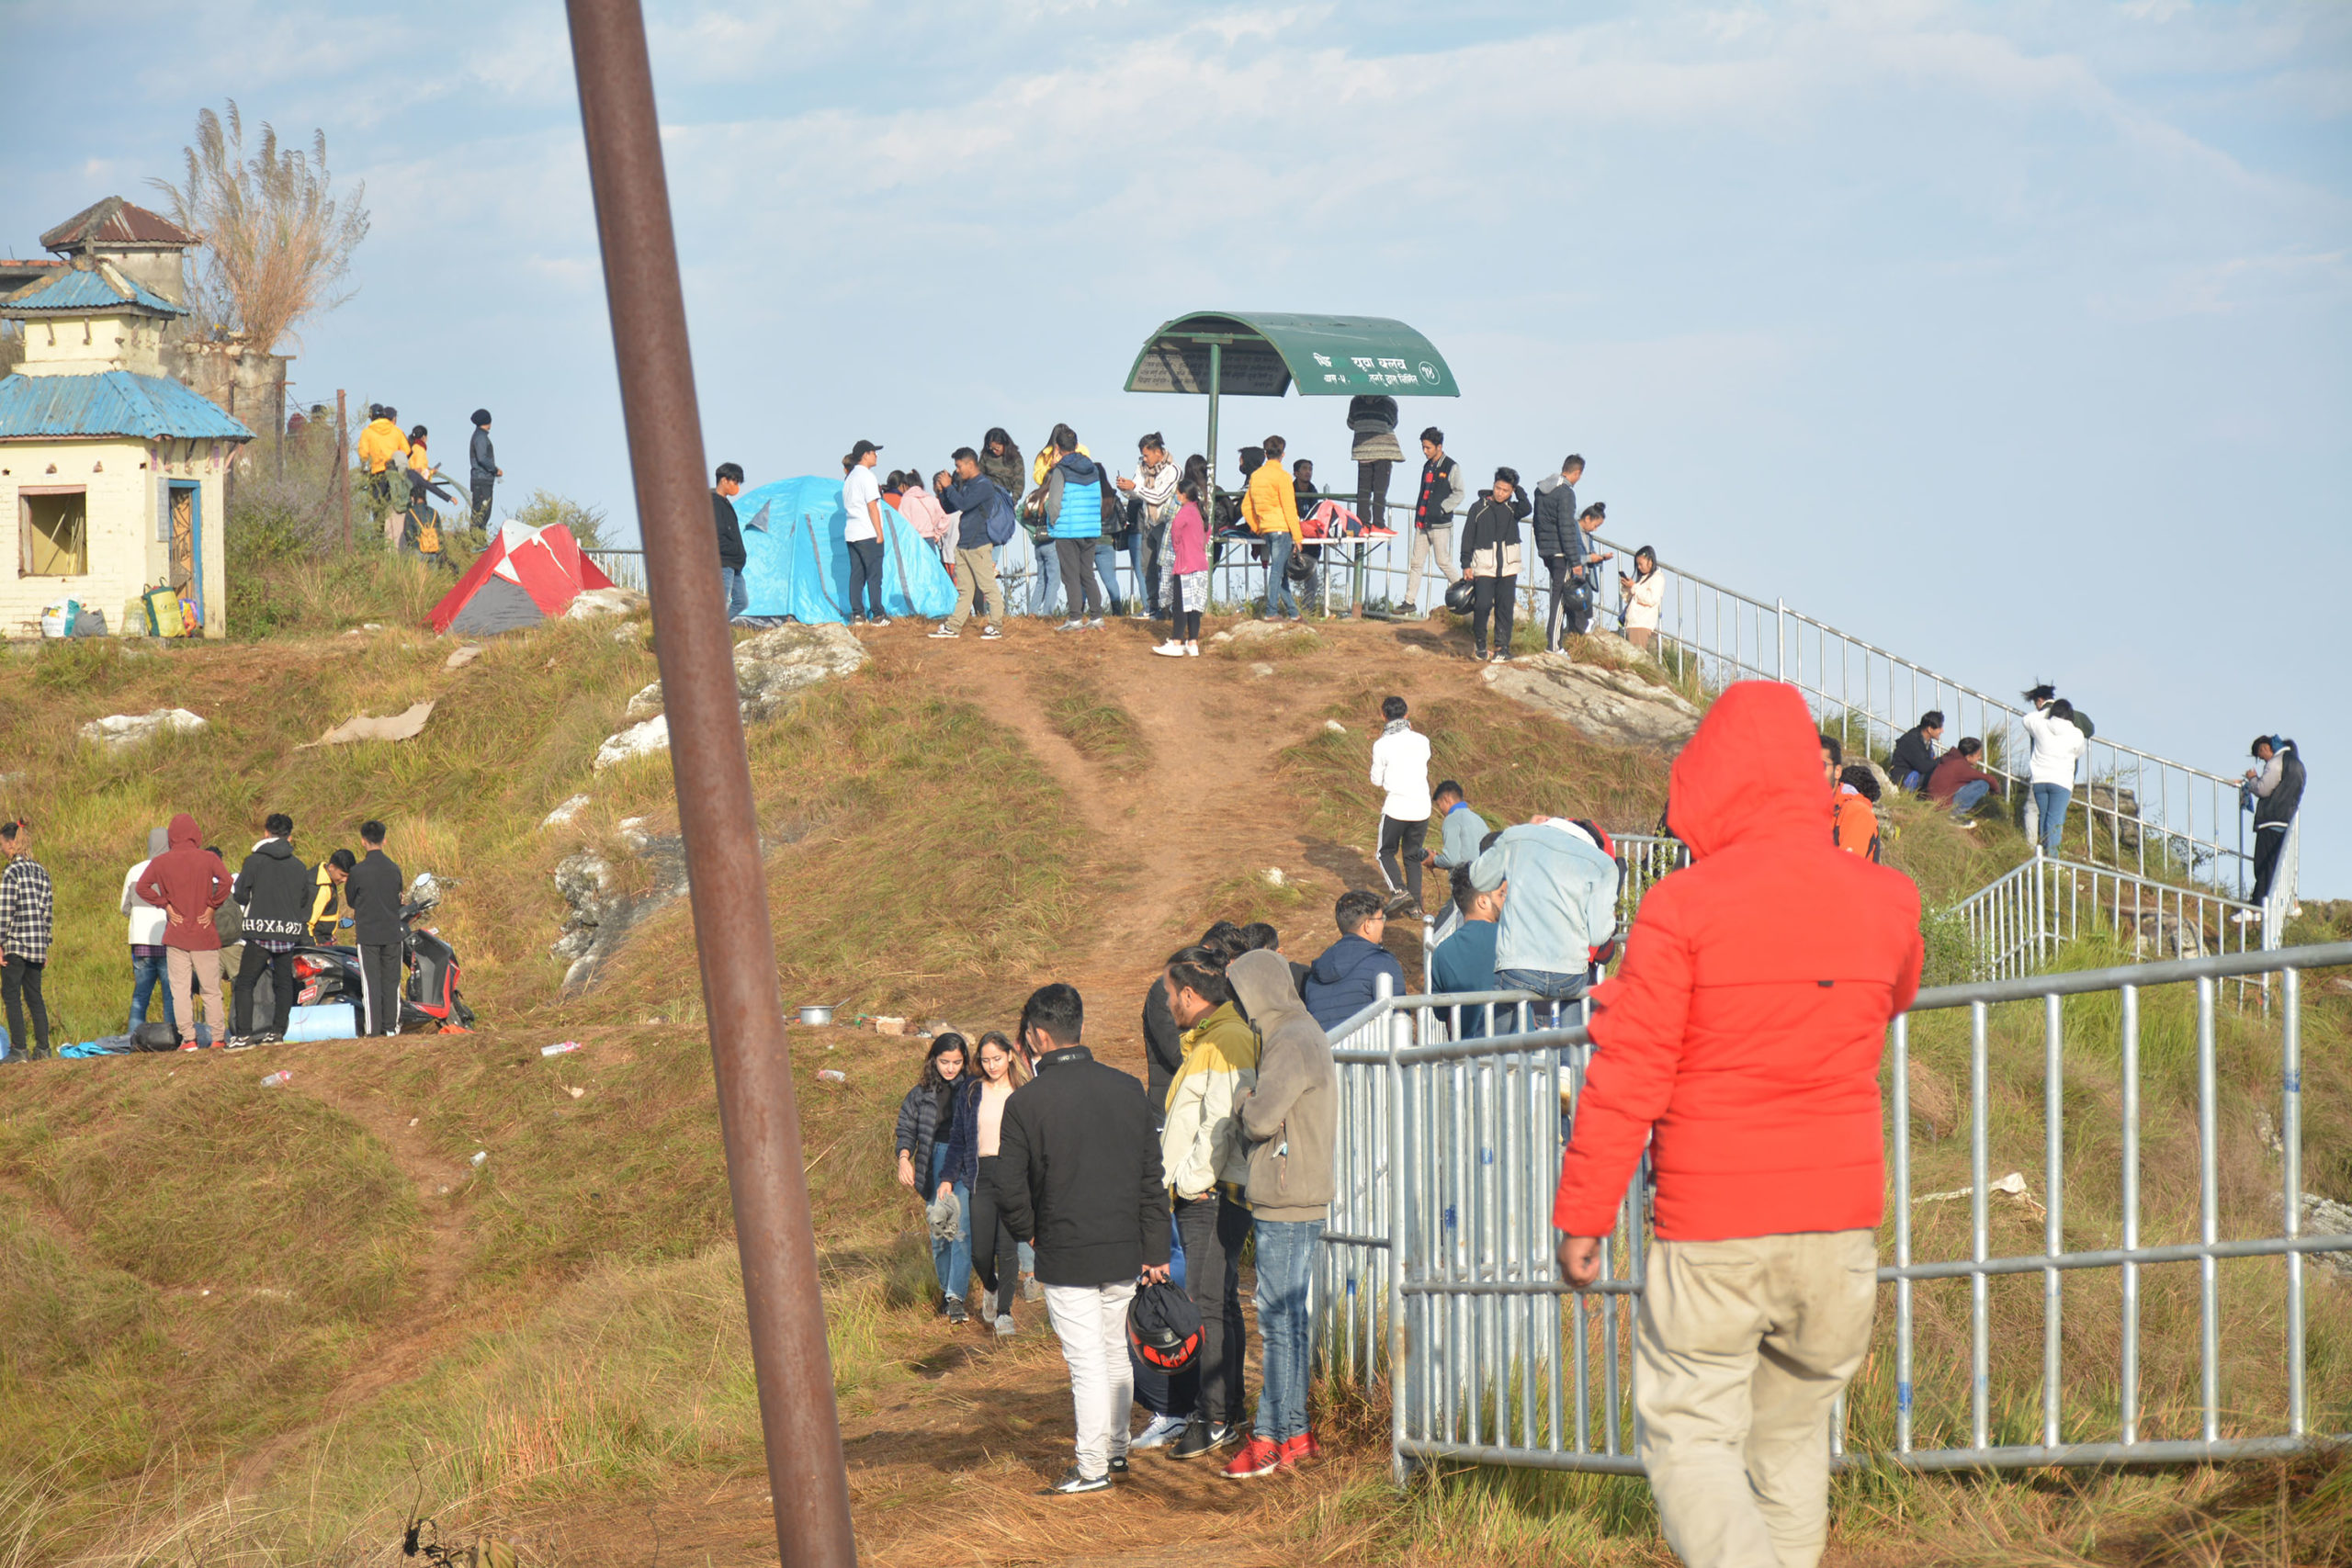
733;475;955;623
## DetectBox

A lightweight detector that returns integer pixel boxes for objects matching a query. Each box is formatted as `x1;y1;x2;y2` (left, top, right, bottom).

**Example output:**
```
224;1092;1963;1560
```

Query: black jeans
1174;1191;1252;1424
359;942;403;1035
470;476;495;528
1471;572;1517;656
1355;458;1394;532
3;955;48;1058
1056;537;1103;618
2251;825;2289;903
1544;555;1584;649
845;536;886;619
969;1155;1023;1320
233;942;296;1038
1379;815;1428;906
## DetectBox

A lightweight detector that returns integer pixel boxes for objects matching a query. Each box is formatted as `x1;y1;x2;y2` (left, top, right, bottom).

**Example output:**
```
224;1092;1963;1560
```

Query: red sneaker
1279;1431;1322;1465
1219;1436;1284;1480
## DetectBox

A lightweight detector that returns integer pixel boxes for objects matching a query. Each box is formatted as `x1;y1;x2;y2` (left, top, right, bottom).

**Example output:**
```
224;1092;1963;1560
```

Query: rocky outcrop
550;817;688;996
593;624;870;766
80;708;206;750
1481;651;1701;750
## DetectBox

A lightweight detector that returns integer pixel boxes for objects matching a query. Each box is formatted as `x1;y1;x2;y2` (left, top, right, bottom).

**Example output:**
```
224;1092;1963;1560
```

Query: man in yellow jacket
1241;434;1303;622
356;405;406;475
1158;943;1260;1461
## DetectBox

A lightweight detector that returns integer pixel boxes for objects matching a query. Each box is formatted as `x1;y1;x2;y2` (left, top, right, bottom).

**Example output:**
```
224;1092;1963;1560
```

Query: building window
19;489;89;576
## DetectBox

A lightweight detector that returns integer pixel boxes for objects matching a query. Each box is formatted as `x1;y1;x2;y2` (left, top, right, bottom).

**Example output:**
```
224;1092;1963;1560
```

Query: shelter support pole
564;4;858;1565
1206;340;1222;503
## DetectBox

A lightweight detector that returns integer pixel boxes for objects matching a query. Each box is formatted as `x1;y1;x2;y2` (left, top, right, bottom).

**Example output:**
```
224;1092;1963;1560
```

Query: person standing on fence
711;461;749;622
1533;455;1585;651
469;410;501;530
1408;427;1466;617
137;814;231;1051
1460;468;1530;662
1159;944;1259;1461
1555;680;1923;1568
1222;950;1336;1480
2241;735;2306;910
0;820;54;1062
1347;393;1404;545
2020;685;2086;857
997;984;1171;1495
1370;696;1433;915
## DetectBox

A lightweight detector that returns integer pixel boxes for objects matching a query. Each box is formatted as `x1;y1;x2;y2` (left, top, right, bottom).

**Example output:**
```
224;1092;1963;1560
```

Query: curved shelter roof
1124;311;1460;399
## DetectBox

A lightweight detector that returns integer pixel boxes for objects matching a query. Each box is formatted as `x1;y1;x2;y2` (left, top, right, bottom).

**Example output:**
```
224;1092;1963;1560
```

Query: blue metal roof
0;371;253;442
1;266;184;318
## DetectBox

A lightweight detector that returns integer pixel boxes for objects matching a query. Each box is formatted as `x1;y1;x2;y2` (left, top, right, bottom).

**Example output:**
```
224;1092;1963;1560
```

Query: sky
6;0;2348;892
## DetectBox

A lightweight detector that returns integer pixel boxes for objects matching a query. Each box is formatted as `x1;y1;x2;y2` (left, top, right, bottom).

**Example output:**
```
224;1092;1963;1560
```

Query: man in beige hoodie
1224;950;1338;1480
1159;943;1260;1461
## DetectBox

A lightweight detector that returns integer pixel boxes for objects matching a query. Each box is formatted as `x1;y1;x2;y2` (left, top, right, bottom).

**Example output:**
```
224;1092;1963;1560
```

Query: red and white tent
429;521;616;636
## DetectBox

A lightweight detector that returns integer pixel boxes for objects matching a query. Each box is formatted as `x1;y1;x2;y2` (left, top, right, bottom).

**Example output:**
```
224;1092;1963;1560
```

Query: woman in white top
947;1030;1033;1336
1619;545;1666;649
2019;688;2089;857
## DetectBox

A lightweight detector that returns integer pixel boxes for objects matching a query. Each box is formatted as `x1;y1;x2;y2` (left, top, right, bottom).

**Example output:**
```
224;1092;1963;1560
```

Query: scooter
256;886;475;1034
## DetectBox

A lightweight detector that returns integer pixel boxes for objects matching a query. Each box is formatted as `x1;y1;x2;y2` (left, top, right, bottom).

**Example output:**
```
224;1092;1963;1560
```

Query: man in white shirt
1369;695;1434;916
841;438;890;626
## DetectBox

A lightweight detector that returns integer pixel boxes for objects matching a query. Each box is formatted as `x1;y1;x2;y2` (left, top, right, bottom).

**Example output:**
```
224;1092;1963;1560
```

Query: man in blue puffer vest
1300;889;1408;1032
1043;423;1110;629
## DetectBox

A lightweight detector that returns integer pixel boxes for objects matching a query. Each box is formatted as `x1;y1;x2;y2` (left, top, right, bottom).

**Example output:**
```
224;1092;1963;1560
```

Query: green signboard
1125;311;1461;399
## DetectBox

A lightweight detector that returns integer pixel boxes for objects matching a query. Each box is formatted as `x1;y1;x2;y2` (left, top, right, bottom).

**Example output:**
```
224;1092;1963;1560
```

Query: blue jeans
1495;967;1589;1005
1263;533;1298;617
1032;536;1062;615
130;951;177;1036
1094;537;1125;616
928;1144;971;1303
2031;784;2070;855
1252;1217;1323;1443
1950;779;1991;818
719;566;749;619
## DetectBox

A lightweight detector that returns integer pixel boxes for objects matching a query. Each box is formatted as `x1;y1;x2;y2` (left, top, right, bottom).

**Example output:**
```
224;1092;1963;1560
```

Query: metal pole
1205;340;1222;510
563;5;857;1563
335;389;350;549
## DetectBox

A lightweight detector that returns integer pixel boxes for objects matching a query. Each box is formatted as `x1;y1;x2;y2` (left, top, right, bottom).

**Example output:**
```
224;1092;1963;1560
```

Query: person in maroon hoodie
136;813;232;1049
1554;682;1921;1568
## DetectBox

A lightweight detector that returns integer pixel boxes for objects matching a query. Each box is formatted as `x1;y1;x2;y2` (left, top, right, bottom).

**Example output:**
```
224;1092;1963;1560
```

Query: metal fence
1951;852;2263;985
1317;941;2352;1482
584;547;645;590
1419;831;1685;992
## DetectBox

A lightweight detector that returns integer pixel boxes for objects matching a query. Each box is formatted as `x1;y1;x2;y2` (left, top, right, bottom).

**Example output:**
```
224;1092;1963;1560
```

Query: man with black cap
842;439;891;626
713;462;748;621
469;410;502;531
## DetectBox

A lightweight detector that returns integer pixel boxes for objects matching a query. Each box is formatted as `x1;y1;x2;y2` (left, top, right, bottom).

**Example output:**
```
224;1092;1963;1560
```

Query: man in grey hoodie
1223;951;1338;1479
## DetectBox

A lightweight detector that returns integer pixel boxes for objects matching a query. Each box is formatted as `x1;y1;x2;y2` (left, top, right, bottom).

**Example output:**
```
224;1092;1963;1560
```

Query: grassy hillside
0;608;2342;1568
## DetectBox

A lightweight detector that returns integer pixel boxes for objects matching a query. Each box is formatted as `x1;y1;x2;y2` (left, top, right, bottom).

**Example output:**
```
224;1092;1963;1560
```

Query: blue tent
733;475;956;623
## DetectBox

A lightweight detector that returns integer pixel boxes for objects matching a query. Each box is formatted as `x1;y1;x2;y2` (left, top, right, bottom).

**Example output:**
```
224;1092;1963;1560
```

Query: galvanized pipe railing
1320;941;2352;1480
1951;852;2264;985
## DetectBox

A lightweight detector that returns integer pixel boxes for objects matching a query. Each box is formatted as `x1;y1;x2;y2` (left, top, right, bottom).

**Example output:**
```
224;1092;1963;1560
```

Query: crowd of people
0;813;410;1063
708;403;1667;658
355;402;502;569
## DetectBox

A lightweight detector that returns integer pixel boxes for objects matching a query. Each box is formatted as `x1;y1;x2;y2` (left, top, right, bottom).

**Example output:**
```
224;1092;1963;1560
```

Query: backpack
980;482;1018;548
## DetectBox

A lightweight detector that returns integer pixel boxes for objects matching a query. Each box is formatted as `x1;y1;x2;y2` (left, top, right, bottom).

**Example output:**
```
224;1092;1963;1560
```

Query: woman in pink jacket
1152;479;1212;658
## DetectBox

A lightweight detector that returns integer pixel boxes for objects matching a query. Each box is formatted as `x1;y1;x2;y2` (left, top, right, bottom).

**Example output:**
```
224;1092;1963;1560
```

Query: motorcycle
254;879;475;1034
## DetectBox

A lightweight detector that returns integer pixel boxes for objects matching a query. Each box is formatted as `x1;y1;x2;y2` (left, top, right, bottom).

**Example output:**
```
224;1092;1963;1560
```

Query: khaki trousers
1634;1229;1878;1568
166;947;225;1046
1406;523;1460;612
947;545;1000;632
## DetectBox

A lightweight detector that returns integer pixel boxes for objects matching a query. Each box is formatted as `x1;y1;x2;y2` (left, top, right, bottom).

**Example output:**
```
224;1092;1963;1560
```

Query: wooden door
170;487;194;590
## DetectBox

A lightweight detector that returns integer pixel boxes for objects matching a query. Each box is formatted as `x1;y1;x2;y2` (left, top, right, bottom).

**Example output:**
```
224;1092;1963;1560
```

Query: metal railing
1317;942;2352;1481
1588;531;2253;899
1951;852;2263;985
584;547;645;590
1419;831;1685;993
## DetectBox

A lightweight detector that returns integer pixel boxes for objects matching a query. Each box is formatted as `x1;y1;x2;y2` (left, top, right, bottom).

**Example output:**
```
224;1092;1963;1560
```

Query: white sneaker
1087;617;1105;629
1055;619;1086;632
927;627;959;639
1185;644;1200;657
1151;641;1186;658
980;625;1001;639
1131;1412;1191;1450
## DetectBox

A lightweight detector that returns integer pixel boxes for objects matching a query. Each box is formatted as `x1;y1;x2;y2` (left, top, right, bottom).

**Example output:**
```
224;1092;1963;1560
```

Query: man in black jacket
346;820;406;1036
231;813;312;1043
1532;455;1585;651
2243;736;2307;907
469;409;501;531
1459;468;1531;662
1000;982;1171;1495
713;461;748;621
1888;712;1945;793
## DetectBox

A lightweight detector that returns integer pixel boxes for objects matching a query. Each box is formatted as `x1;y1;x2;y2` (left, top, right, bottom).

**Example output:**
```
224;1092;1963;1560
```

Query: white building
0;258;252;637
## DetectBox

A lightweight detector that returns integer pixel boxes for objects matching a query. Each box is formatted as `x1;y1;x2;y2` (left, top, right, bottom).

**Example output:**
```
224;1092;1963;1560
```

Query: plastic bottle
541;1041;583;1056
816;1068;848;1085
469;1149;489;1167
260;1070;291;1089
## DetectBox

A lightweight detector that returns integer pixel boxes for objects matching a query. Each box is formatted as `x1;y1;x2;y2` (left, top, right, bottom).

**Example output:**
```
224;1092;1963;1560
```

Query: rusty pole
563;5;857;1563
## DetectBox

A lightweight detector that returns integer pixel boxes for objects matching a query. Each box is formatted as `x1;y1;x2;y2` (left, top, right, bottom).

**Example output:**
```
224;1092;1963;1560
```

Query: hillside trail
888;614;1457;1074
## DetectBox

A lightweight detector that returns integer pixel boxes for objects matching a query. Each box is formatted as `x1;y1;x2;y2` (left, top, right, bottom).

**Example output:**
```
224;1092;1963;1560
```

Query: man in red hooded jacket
136;813;232;1049
1554;682;1921;1568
